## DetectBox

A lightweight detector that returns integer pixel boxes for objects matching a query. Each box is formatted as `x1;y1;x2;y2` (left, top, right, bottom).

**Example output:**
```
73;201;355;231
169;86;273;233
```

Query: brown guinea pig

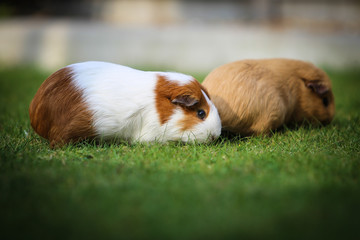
202;58;335;136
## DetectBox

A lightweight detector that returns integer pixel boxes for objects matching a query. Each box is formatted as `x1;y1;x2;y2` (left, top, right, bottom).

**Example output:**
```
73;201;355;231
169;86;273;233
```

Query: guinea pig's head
155;74;221;143
294;62;335;125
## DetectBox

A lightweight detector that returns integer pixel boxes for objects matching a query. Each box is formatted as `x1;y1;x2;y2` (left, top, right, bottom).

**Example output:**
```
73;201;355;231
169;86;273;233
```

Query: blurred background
1;0;360;73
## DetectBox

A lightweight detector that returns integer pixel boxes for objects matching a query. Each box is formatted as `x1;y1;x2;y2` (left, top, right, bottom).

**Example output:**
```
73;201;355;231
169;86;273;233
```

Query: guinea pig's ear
172;95;199;107
302;78;329;96
306;82;329;96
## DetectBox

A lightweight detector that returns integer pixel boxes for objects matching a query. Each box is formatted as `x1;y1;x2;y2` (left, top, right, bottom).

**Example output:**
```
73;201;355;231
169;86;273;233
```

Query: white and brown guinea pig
29;61;221;147
202;58;335;136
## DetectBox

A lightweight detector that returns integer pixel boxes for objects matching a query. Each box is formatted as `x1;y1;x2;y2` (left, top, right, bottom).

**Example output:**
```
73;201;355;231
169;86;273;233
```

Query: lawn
0;65;359;240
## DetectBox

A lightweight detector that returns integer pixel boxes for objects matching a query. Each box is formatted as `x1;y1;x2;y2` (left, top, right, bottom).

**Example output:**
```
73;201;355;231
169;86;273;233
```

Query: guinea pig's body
29;61;221;147
202;59;335;136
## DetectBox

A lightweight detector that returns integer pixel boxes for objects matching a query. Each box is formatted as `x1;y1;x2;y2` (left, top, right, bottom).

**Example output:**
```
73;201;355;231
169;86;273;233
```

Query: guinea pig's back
70;61;156;111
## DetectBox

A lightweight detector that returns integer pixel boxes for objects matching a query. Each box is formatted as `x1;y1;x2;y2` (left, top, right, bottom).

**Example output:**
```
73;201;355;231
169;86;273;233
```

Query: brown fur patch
29;67;96;147
154;75;210;131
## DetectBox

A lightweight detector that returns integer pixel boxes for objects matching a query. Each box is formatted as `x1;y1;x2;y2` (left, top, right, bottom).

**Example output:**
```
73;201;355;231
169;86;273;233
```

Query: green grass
0;66;360;240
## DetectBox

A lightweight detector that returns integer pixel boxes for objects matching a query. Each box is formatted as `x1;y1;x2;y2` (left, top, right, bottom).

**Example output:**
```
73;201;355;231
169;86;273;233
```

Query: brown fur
29;67;96;147
155;75;210;131
202;58;335;136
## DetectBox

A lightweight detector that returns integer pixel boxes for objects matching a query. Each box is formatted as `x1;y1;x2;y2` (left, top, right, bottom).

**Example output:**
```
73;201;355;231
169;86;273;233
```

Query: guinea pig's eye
322;97;329;107
197;109;206;120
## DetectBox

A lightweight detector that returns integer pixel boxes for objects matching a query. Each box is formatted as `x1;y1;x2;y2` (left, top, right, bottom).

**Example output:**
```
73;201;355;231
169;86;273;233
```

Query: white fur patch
70;61;159;141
